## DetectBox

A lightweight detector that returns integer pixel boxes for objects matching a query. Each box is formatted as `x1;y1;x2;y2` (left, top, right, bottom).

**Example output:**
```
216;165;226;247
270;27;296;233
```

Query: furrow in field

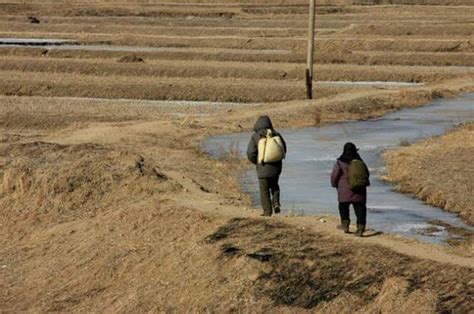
1;2;473;19
340;24;474;37
0;32;306;50
1;56;472;82
1;2;473;21
0;46;305;63
348;51;474;67
2;46;473;67
0;70;349;102
2;15;472;29
1;0;473;6
1;32;472;54
0;22;310;38
0;3;241;18
1;21;472;38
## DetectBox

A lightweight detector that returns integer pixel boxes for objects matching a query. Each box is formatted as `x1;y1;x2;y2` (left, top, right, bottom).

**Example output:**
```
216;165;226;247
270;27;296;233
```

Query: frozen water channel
0;38;292;54
0;38;74;45
204;93;474;244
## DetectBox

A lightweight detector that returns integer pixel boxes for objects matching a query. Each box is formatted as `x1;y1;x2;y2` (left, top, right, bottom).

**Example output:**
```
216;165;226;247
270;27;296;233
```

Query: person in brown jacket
330;142;370;236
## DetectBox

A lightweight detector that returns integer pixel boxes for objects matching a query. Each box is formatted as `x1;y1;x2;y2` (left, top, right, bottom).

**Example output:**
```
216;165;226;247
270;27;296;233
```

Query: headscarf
338;142;362;163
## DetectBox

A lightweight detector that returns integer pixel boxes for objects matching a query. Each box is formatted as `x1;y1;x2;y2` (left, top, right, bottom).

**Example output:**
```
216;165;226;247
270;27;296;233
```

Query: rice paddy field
0;0;472;103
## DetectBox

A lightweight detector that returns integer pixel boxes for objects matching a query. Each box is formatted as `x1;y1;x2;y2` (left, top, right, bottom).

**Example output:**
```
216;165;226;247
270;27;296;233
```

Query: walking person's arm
247;135;258;164
330;161;342;188
364;161;371;186
280;134;287;154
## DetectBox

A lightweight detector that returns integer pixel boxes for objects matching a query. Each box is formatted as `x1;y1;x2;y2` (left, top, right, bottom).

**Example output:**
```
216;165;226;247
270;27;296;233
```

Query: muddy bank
383;122;474;225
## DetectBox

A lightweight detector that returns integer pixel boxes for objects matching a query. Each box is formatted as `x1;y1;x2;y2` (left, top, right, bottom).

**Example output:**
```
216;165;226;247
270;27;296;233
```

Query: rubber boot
272;190;281;214
339;220;350;233
354;224;365;237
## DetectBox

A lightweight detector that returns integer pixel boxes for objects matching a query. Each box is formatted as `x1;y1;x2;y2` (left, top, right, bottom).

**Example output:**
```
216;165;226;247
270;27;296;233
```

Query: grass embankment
1;57;471;82
0;69;352;102
3;48;474;67
384;123;474;225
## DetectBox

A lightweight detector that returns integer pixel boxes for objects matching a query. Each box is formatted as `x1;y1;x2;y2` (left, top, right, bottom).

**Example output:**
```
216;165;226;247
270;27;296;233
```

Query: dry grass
1;85;473;312
1;142;176;225
0;70;352;102
1;1;474;312
2;14;472;38
383;123;474;225
206;217;472;312
2;47;473;67
2;31;473;53
1;56;472;82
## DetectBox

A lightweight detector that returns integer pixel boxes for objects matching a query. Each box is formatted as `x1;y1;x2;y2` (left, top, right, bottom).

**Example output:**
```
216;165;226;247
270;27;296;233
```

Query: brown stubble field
1;0;474;312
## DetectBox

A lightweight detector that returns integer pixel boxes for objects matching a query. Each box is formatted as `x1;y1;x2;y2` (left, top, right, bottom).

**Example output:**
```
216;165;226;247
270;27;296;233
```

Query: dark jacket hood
253;115;273;132
338;142;362;163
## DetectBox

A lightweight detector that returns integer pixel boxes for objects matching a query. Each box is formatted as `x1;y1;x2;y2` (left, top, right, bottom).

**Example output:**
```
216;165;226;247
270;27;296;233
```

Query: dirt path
176;192;474;269
46;115;474;269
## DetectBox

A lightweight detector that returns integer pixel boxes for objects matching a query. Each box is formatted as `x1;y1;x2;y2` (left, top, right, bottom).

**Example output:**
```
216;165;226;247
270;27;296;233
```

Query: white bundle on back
257;129;285;164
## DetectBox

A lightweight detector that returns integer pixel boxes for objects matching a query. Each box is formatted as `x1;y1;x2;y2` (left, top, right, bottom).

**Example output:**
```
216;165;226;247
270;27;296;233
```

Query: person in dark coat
330;142;370;236
247;115;287;216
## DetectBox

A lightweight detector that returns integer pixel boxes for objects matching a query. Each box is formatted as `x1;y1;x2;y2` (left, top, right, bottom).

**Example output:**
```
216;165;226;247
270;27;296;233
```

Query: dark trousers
339;202;367;226
258;177;280;216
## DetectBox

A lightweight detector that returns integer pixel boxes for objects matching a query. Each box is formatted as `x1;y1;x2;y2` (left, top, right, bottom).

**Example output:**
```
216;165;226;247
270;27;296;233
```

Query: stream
204;93;474;244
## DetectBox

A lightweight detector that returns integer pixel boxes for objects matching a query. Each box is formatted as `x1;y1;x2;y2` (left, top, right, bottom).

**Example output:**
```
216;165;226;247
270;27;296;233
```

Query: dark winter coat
331;160;368;203
247;116;287;179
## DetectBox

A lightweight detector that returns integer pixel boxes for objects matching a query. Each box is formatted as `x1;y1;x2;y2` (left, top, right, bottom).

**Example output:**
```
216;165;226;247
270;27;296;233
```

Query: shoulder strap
338;160;348;175
266;129;273;138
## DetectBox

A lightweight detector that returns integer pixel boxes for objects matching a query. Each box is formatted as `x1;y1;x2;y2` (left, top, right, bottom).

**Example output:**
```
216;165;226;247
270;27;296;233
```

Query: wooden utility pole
306;0;316;99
